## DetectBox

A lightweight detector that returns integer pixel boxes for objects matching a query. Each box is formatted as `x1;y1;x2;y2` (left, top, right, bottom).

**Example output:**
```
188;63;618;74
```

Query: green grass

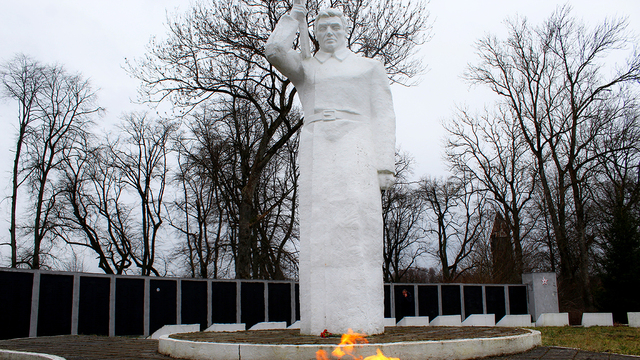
532;326;640;356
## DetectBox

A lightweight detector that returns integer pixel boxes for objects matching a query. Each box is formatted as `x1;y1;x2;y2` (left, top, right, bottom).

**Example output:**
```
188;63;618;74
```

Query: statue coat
266;14;396;335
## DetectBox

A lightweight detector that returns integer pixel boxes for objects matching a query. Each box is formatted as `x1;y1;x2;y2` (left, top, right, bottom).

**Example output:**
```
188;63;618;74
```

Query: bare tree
382;151;427;282
1;54;45;267
420;175;488;282
170;99;300;279
53;137;136;275
170;112;234;279
21;64;101;269
54;135;113;273
127;0;430;278
251;134;300;280
171;146;223;278
465;6;640;310
445;105;538;281
110;113;178;276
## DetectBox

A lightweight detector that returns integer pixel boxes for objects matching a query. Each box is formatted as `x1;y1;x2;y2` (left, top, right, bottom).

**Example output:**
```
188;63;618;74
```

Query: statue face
316;16;346;53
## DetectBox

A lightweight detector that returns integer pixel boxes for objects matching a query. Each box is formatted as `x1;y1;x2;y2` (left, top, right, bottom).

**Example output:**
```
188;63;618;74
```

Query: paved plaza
1;335;639;359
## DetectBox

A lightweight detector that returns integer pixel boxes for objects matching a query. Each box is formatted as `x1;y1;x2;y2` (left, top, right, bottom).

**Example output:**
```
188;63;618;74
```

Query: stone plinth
205;323;246;332
581;313;613;327
397;316;430;327
462;314;495;327
535;313;569;327
384;318;397;327
150;324;200;339
496;315;532;327
249;322;288;330
430;315;462;326
287;321;301;329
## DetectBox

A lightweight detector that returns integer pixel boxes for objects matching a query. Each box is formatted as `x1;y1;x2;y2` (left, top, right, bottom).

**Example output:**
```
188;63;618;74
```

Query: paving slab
1;334;639;360
0;335;172;360
482;346;640;359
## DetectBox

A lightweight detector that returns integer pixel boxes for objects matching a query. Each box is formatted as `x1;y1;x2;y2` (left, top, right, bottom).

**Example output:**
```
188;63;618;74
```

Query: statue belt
306;110;364;123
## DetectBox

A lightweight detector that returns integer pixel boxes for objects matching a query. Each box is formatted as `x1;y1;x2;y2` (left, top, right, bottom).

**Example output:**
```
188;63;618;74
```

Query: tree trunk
236;183;256;279
9;130;25;268
570;170;594;310
32;177;47;270
511;212;523;277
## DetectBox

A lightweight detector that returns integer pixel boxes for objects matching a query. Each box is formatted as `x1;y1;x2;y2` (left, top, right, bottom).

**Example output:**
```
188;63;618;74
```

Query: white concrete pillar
522;273;559;321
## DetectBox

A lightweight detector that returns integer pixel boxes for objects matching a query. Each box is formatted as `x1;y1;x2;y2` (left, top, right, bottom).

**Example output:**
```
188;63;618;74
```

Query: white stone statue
266;1;395;336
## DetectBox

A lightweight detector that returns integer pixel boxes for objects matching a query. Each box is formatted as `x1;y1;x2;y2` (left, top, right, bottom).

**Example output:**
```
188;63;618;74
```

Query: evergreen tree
598;183;640;323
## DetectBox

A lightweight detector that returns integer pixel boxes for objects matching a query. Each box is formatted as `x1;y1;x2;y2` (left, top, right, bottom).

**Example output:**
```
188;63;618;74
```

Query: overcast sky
1;0;639;265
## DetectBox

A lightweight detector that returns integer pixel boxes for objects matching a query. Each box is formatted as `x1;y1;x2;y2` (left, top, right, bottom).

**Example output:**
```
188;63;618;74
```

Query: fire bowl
158;326;541;360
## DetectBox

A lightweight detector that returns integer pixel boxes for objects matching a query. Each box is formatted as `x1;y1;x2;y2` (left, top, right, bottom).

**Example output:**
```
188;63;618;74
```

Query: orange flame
332;329;368;358
364;349;400;360
315;329;400;360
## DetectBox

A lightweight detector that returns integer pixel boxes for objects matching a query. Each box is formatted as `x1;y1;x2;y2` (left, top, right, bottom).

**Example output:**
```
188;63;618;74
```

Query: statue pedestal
299;248;385;335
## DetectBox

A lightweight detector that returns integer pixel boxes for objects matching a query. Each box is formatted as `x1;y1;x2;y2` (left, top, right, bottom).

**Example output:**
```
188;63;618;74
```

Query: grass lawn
534;326;640;356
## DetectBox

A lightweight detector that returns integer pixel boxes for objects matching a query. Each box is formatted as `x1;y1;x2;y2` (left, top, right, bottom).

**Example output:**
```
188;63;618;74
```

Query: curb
0;349;66;360
158;329;541;360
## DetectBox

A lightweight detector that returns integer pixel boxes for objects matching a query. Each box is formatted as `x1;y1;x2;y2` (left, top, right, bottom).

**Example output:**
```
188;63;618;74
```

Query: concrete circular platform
0;348;66;360
158;327;541;360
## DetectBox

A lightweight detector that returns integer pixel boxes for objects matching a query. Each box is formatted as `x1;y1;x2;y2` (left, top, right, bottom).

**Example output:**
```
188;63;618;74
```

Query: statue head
314;8;347;53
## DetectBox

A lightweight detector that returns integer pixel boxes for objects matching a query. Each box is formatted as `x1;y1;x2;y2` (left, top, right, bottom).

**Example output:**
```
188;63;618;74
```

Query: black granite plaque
241;282;265;329
394;285;415;320
37;274;73;336
150;279;177;334
508;285;528;315
211;282;237;324
78;276;110;335
384;284;391;318
441;285;461;315
485;286;506;321
418;285;439;320
115;278;144;336
0;271;33;339
268;283;291;325
295;283;300;321
181;280;208;330
463;285;483;318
